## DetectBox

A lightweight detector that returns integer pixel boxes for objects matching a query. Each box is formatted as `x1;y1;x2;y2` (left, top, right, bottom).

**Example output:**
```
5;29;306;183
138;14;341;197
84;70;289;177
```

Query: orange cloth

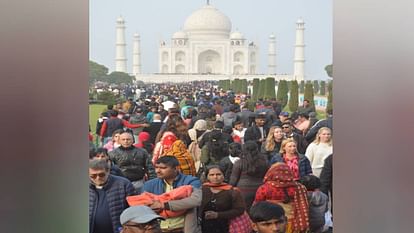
162;140;197;176
126;185;193;218
202;182;233;191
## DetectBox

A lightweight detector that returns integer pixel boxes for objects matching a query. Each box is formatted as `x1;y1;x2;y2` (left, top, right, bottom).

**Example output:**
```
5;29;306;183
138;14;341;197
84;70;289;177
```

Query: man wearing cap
244;113;268;148
142;156;202;233
120;206;165;233
89;159;136;233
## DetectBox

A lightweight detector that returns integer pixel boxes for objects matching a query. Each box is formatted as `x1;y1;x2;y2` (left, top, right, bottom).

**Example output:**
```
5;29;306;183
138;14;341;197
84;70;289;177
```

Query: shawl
263;163;309;232
163;140;196;176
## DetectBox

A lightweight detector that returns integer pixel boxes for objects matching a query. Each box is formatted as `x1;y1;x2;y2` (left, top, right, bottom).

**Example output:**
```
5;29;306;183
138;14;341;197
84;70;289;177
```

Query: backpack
207;130;229;163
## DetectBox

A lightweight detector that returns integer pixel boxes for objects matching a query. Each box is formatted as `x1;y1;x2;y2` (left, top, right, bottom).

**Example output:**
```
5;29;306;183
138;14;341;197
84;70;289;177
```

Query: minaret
132;33;141;75
268;33;277;74
115;16;127;72
293;18;305;81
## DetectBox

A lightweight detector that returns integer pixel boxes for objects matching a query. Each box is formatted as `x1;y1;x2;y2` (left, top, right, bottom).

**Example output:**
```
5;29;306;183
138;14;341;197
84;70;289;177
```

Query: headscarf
163;140;196;176
135;131;151;148
160;131;177;152
188;119;207;141
264;163;309;232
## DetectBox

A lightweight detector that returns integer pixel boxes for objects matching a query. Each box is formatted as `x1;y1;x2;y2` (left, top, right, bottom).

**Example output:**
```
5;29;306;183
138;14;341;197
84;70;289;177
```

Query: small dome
172;30;188;39
116;16;125;23
134;33;140;38
297;18;304;24
183;5;232;39
269;33;276;39
230;31;244;40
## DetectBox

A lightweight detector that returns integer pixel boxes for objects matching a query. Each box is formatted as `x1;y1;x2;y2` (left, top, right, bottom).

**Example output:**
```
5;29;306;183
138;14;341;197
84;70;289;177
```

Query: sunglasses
123;219;161;230
89;172;107;179
282;126;290;128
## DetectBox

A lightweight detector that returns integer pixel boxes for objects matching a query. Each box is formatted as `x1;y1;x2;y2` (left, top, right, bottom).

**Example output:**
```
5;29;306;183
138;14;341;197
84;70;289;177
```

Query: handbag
229;211;252;233
229;187;252;233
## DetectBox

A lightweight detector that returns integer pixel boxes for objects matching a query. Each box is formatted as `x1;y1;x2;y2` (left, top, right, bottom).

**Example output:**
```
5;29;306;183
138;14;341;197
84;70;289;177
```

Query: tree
276;80;289;107
241;79;248;94
264;77;276;99
320;80;326;95
325;64;333;78
304;81;315;107
89;60;109;84
313;80;320;94
257;79;266;100
97;91;118;105
327;80;333;113
299;80;305;94
288;80;299;112
106;71;134;85
252;78;260;100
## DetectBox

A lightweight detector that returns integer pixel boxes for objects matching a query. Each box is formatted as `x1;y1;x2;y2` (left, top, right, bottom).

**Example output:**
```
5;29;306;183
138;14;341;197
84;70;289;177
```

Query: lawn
89;104;107;135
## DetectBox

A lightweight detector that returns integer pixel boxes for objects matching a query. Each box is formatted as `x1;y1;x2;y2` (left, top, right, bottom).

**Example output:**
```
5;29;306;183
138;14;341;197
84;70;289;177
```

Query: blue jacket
142;173;201;195
269;153;313;178
89;175;136;233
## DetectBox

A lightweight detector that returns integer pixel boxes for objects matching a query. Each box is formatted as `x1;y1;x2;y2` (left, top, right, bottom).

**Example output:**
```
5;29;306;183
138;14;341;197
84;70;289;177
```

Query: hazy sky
90;0;332;80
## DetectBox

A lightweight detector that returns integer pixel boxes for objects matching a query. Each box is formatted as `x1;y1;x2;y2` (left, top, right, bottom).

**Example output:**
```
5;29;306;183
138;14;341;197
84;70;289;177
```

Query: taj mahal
114;2;306;83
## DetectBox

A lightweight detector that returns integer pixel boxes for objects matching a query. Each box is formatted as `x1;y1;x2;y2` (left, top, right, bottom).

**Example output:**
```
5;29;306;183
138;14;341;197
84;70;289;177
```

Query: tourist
249;201;288;233
229;141;269;210
89;159;136;233
200;165;246;233
305;127;333;177
261;126;284;162
281;122;309;154
119;205;164;233
109;131;150;193
244;113;268;149
254;163;310;233
142;156;202;233
270;138;312;180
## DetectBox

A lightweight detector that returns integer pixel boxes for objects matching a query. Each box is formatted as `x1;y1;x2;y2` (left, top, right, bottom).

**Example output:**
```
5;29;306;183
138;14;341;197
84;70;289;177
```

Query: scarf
202;182;233;191
283;154;300;180
263;163;309;232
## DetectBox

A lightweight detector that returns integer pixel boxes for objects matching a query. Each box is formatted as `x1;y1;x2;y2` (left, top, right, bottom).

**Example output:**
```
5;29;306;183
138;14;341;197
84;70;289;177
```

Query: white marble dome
230;31;244;40
183;5;232;39
172;30;188;39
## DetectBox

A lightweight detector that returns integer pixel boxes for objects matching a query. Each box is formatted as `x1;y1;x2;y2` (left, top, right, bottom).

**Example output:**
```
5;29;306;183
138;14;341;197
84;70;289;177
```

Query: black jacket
305;116;333;142
109;146;149;182
244;125;269;148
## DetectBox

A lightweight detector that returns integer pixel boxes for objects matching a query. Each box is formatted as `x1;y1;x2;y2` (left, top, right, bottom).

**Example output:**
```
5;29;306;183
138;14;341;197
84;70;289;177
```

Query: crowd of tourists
89;81;333;233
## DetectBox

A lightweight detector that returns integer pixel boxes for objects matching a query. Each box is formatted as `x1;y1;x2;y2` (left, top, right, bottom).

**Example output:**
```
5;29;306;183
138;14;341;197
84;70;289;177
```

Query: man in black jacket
109;131;150;193
244;113;268;149
89;159;136;233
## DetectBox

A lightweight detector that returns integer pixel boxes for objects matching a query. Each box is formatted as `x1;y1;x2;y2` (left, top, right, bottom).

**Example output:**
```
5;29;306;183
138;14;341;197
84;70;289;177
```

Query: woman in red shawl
153;131;196;176
254;162;310;233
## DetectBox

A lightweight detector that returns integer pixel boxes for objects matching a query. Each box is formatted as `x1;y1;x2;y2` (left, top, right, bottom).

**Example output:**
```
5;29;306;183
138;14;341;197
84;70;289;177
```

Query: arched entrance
198;50;221;74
